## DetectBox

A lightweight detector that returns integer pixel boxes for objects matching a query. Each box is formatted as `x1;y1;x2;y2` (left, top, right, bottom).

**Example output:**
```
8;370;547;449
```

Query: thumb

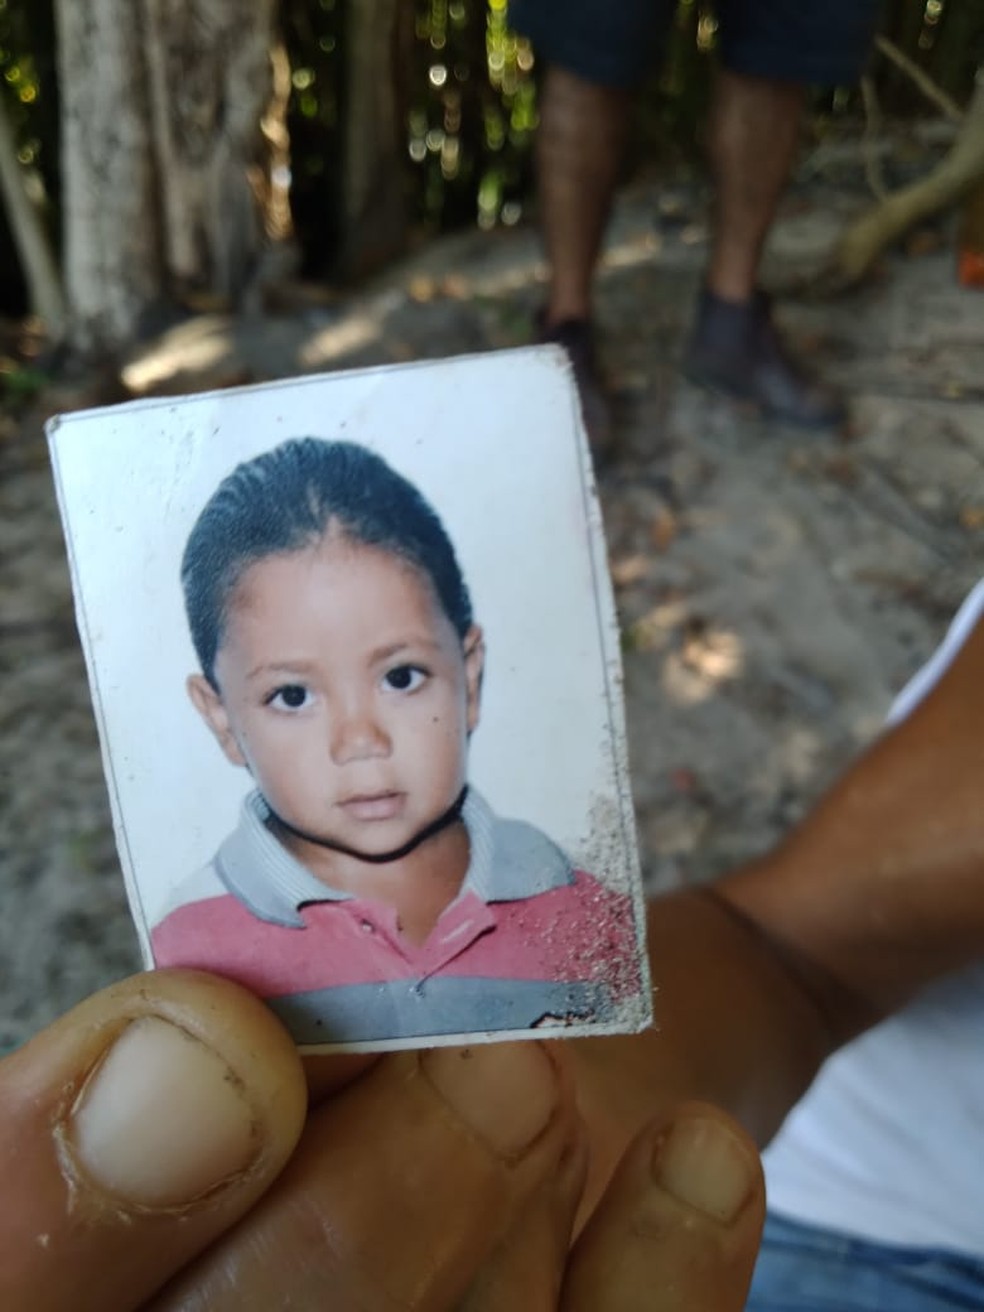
1;969;307;1312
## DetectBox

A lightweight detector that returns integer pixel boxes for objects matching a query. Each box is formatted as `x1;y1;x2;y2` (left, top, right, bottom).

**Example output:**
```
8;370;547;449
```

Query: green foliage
0;357;47;405
0;0;53;170
0;0;57;314
408;0;537;230
280;0;539;273
634;0;715;170
280;0;347;274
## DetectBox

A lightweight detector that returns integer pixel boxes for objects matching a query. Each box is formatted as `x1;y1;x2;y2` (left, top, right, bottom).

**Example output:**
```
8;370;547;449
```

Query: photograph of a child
48;350;649;1053
151;437;640;1045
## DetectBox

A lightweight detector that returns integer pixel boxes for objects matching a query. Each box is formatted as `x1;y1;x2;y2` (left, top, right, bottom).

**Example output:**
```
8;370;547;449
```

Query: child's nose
329;707;390;765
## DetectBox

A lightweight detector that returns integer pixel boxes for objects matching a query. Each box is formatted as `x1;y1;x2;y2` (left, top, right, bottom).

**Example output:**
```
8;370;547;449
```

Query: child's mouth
338;791;406;822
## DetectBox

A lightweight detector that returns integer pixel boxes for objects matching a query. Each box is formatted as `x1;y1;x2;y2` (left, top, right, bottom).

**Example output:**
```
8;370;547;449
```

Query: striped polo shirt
151;789;638;1044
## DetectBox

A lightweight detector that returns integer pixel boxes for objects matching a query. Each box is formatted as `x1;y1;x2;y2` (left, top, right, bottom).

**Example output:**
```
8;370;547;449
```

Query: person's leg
683;0;882;429
684;68;843;428
531;68;631;456
705;72;805;306
509;0;667;323
536;67;631;329
508;0;671;456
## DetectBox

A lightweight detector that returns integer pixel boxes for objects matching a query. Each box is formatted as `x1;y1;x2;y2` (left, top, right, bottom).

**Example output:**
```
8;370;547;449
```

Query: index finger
562;1102;765;1312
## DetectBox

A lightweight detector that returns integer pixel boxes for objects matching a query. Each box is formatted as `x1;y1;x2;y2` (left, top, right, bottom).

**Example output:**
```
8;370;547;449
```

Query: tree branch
874;35;964;124
822;68;984;291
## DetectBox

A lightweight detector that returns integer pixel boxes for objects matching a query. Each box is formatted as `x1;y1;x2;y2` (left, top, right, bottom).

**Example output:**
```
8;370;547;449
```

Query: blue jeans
748;1213;984;1312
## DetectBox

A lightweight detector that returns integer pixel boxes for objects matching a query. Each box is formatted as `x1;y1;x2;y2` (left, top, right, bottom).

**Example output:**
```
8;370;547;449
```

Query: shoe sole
681;364;846;432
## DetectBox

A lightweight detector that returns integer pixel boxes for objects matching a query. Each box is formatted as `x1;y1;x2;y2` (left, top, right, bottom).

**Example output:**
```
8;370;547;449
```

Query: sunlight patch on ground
627;599;690;654
461;257;549;297
600;231;663;272
662;625;745;705
121;318;232;393
299;310;383;367
779;725;825;785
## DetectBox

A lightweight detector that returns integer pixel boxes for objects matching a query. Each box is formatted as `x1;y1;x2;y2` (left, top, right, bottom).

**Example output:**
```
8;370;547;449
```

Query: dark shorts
508;0;883;90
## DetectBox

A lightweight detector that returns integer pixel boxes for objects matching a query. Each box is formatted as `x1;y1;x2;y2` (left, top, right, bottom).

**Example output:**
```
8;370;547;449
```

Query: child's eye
383;664;427;693
267;684;311;711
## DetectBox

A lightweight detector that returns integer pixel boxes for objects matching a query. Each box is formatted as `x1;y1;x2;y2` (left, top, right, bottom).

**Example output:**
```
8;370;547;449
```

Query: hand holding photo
48;350;650;1052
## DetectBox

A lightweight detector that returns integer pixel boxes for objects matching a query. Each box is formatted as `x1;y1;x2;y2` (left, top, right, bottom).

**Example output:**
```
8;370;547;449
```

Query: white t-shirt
764;580;984;1258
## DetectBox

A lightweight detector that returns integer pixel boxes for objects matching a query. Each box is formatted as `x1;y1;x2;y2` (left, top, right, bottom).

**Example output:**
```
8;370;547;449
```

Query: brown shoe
683;289;846;430
536;313;616;462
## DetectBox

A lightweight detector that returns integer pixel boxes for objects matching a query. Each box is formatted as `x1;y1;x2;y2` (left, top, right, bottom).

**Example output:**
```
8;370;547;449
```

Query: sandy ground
2;167;982;1053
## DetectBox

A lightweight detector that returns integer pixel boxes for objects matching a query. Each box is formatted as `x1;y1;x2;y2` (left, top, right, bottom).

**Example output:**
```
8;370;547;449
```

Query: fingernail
652;1116;754;1224
63;1017;259;1209
422;1042;559;1158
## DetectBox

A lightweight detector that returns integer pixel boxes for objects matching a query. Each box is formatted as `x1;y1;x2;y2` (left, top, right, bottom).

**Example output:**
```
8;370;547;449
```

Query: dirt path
2;173;982;1051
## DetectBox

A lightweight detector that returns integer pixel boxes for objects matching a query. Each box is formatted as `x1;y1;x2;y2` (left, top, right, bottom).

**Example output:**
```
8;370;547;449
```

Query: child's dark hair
182;438;473;686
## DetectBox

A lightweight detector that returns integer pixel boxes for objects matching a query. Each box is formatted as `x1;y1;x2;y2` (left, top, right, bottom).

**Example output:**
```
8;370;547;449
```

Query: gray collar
214;787;573;927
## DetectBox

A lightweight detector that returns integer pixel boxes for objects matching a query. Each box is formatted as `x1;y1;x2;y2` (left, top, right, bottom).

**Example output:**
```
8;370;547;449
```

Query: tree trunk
54;0;276;358
142;0;277;299
55;0;163;356
337;0;411;281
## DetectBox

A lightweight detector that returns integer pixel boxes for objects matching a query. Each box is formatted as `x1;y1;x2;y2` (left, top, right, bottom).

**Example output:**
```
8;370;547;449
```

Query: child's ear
187;674;247;768
463;625;485;734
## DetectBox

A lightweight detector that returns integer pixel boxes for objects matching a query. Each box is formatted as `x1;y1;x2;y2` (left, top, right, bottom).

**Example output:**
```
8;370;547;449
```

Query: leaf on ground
904;228;945;259
610;553;650;589
440;274;469;299
824;454;860;487
650;506;679;552
408;276;437;303
669;767;699;796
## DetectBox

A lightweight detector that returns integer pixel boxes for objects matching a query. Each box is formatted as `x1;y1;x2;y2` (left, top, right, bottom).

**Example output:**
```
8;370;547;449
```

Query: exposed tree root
812;69;984;294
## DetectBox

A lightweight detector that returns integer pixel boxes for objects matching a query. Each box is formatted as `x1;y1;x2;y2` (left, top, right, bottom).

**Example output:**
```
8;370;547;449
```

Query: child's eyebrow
370;639;444;664
245;659;319;681
245;639;445;682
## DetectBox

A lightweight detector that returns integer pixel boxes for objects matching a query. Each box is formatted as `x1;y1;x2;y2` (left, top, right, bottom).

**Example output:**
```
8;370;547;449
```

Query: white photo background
49;348;640;961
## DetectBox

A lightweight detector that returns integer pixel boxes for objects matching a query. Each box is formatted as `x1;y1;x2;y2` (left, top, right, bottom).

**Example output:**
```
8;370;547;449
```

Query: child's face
188;534;483;861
